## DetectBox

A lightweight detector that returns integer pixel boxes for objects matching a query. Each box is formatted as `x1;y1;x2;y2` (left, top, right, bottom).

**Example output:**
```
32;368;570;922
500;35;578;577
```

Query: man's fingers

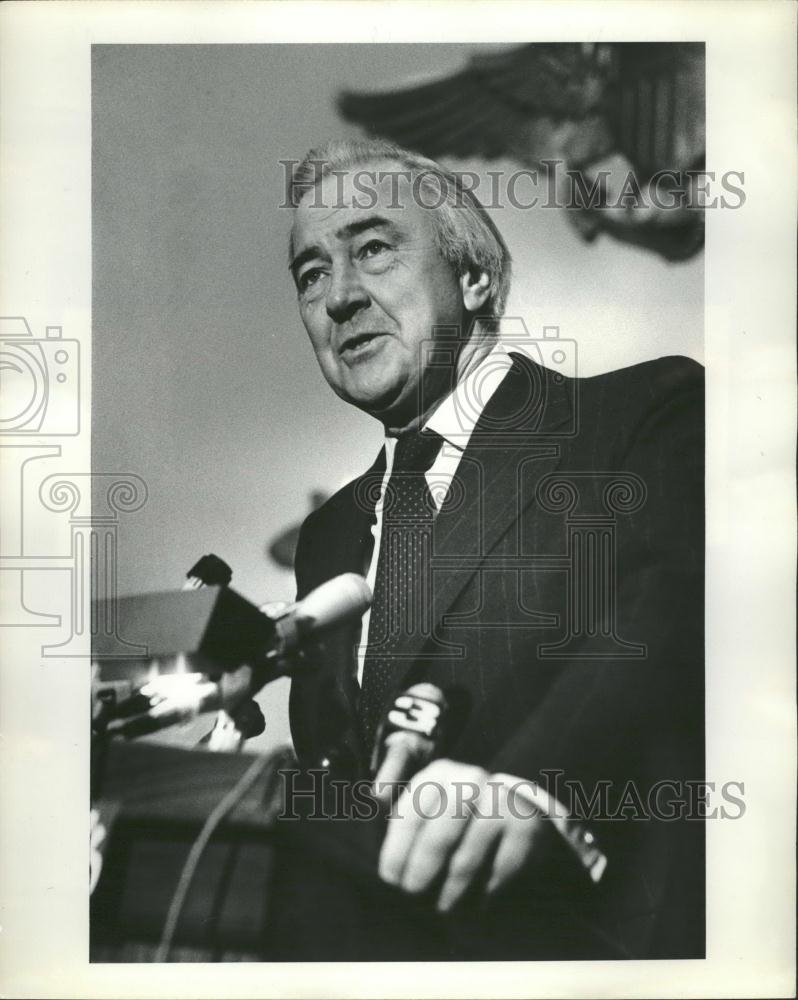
440;781;547;906
380;763;552;908
372;733;430;807
379;761;487;894
436;803;502;912
398;801;467;894
485;821;539;895
378;776;436;886
399;769;488;894
371;754;408;808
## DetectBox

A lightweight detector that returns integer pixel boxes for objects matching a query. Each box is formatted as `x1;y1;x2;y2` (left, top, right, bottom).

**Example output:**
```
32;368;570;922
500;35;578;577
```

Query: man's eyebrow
289;244;323;280
334;215;398;241
289;216;400;279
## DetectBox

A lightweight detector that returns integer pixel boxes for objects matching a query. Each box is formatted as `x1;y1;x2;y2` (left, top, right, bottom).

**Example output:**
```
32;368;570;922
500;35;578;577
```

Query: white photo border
0;2;795;997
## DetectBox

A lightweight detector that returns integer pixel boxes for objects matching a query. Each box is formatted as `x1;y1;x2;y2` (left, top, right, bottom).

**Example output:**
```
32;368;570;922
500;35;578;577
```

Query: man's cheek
368;255;417;301
300;297;327;330
362;255;398;277
305;322;333;360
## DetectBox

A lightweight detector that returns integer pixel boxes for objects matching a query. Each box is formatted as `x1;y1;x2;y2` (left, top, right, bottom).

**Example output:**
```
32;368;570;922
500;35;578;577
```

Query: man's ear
460;269;492;312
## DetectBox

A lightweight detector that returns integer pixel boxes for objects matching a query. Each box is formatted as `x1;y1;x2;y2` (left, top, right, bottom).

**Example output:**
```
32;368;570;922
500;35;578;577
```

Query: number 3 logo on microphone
388;695;440;738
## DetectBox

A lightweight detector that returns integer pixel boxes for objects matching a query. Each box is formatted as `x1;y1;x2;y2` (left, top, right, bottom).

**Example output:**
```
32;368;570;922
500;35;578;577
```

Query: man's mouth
338;332;386;356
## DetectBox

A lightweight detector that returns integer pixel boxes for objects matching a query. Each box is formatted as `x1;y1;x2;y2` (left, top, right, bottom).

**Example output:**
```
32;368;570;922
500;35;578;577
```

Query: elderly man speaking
284;138;704;961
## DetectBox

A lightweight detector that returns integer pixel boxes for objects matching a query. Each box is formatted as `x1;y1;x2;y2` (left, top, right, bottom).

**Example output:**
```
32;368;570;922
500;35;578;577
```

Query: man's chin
340;378;411;421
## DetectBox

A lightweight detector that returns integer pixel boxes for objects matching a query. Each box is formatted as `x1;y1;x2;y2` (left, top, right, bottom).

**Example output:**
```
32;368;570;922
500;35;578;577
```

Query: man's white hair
289;138;512;335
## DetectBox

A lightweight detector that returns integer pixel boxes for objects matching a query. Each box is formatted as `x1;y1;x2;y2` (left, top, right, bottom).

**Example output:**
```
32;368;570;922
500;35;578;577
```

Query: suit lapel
313;446;385;586
423;354;575;660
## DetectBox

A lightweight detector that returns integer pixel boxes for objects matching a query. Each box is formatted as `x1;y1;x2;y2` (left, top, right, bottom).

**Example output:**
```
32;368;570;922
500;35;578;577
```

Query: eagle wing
337;43;705;261
338;43;612;164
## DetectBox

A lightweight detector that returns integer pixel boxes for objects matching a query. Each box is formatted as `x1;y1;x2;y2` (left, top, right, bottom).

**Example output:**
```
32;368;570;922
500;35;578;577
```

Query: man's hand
377;758;551;913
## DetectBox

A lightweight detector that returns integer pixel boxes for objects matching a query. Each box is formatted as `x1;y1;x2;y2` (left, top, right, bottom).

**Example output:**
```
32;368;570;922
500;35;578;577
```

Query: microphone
267;573;372;659
109;573;372;738
183;553;233;590
370;682;451;803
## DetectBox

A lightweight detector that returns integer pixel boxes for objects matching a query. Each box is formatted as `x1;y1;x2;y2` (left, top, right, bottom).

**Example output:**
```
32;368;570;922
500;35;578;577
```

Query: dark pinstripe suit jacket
290;353;705;959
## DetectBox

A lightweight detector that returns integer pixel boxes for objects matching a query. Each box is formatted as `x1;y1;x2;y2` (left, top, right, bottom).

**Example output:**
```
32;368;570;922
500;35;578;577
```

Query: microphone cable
153;747;291;962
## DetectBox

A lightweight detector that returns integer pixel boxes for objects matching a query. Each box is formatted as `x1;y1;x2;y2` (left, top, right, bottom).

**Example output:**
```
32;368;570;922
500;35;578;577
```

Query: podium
89;583;455;961
90;740;448;962
87;584;662;961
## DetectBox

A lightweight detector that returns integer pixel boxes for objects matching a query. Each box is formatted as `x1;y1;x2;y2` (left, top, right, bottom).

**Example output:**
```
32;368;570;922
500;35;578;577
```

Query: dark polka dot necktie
358;429;442;754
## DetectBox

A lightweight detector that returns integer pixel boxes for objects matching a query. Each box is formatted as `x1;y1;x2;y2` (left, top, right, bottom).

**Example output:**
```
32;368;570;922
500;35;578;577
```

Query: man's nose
325;261;370;324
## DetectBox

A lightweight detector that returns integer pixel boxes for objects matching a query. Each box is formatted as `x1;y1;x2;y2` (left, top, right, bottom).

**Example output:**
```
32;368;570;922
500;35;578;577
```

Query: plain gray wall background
92;44;703;750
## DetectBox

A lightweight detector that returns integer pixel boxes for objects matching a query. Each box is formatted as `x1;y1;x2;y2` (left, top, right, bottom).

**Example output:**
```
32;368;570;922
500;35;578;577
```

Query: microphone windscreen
185;553;233;587
370;682;449;779
278;574;372;649
231;699;266;739
386;682;447;738
297;573;372;628
373;729;432;789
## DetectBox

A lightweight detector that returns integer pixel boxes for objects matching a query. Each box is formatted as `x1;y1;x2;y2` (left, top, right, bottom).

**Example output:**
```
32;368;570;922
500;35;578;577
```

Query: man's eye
298;267;324;292
358;239;389;258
